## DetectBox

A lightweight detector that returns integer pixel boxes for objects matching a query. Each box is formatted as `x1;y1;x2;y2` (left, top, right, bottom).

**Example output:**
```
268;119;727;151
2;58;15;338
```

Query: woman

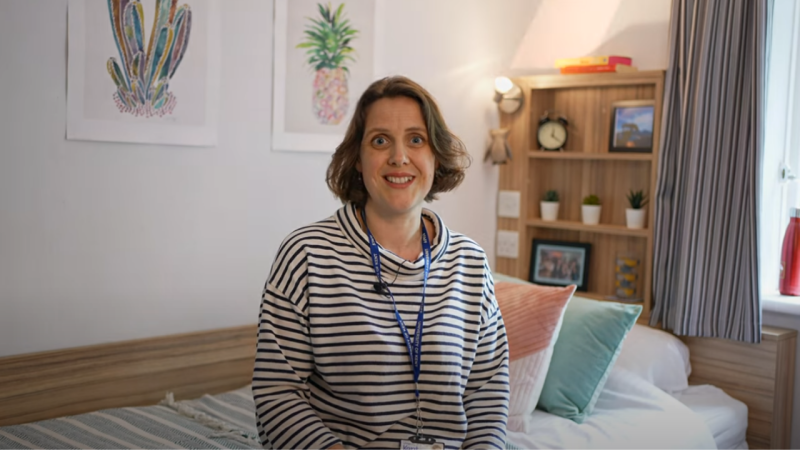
253;76;509;449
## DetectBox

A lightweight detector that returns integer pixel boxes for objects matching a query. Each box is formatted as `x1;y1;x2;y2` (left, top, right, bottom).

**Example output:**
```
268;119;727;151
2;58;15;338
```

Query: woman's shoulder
276;214;342;253
267;214;344;284
443;230;488;260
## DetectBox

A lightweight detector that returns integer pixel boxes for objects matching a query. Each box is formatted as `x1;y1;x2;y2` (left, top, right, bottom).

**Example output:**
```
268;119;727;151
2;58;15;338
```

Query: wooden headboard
0;324;795;449
0;325;257;427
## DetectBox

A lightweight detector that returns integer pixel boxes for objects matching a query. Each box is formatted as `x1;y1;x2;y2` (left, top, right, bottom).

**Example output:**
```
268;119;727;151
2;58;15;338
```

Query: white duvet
506;366;718;449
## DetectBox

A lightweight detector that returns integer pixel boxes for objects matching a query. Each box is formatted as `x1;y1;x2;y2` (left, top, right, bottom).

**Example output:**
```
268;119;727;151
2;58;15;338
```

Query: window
761;0;800;299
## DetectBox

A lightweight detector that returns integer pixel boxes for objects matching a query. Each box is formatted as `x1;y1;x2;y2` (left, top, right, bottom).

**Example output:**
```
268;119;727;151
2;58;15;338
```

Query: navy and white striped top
253;203;509;449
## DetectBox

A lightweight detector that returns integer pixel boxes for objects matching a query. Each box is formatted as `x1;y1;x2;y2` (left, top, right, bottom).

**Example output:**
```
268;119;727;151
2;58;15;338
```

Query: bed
506;364;744;449
0;292;793;449
0;369;738;449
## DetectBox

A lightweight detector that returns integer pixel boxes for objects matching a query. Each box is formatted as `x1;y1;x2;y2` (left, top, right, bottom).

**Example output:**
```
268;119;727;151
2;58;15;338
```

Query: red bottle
780;208;800;295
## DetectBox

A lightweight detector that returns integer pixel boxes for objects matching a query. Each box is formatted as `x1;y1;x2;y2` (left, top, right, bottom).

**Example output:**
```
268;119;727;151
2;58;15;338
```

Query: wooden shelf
526;219;649;237
520;70;667;89
528;151;654;161
575;291;644;305
496;71;665;322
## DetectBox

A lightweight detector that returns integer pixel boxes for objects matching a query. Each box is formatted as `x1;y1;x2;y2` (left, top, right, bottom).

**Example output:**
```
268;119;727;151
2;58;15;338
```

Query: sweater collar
336;203;449;275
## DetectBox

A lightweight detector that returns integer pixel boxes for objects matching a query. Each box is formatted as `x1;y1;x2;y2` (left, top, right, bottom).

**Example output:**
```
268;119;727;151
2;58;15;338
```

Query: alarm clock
537;111;569;151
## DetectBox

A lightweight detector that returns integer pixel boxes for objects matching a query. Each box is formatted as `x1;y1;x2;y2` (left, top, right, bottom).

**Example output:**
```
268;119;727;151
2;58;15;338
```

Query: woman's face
357;96;437;218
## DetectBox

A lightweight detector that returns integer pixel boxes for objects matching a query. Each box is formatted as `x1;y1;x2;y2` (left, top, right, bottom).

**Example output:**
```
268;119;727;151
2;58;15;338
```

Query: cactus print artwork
106;0;192;117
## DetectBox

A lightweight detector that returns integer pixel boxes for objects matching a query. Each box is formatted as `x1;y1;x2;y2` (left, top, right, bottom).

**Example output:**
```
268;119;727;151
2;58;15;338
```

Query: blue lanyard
361;208;431;399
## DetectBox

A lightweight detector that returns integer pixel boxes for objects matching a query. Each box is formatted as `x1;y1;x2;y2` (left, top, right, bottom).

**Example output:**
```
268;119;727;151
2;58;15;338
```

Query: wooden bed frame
0;324;795;449
682;326;797;449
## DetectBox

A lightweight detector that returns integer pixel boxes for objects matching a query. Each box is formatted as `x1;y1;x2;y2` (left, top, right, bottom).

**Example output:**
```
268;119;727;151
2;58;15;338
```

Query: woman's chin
367;198;425;217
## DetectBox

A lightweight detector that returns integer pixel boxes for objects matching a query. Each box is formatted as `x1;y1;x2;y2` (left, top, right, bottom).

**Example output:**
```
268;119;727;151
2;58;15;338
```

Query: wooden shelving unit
525;219;650;237
496;71;665;320
528;151;654;161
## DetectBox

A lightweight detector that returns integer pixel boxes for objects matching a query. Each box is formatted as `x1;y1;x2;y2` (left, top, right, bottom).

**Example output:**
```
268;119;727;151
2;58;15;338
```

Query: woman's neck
361;202;433;261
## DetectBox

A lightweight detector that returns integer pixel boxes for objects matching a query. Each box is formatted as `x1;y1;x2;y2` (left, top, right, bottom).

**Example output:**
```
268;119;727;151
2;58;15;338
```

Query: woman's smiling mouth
385;175;415;185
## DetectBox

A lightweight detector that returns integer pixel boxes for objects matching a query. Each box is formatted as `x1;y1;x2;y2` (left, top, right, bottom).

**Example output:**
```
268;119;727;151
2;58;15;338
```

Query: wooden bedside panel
683;326;796;449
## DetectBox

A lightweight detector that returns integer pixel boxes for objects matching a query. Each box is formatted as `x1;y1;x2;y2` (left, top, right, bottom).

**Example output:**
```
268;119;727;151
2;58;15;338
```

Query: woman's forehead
363;97;426;132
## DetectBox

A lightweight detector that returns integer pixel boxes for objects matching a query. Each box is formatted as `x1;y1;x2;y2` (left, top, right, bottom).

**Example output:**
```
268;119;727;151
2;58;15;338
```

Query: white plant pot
540;201;560;221
626;208;646;229
582;205;602;225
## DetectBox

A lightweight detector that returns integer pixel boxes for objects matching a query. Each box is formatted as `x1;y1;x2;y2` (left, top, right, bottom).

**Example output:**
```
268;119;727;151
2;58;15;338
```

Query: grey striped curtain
650;0;769;343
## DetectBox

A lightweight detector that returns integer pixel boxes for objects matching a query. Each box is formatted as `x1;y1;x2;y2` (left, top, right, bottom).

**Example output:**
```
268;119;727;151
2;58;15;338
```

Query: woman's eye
411;136;424;145
373;136;387;146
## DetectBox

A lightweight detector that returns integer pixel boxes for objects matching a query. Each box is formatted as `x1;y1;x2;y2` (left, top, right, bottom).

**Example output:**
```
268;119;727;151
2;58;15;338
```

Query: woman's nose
388;144;409;166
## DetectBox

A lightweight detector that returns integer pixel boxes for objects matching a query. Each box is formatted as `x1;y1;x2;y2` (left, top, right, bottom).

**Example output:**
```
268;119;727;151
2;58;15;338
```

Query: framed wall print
272;0;384;152
609;100;655;153
529;239;591;291
67;0;221;146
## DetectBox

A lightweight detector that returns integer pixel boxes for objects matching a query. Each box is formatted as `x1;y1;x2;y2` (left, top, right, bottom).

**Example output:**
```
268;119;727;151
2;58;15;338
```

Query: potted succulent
581;194;602;225
625;190;648;229
540;190;560;221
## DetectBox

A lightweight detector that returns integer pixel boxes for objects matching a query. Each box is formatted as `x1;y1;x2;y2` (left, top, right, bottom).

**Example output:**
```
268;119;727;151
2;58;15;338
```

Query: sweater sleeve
461;262;510;449
252;242;341;449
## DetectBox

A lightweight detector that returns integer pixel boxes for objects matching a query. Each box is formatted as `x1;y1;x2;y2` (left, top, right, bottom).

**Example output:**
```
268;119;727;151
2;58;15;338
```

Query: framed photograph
272;0;384;152
529;239;591;291
609;100;655;153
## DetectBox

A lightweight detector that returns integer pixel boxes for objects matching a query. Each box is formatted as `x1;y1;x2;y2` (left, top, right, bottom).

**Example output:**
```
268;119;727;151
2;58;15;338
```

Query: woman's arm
461;264;510;449
253;277;342;449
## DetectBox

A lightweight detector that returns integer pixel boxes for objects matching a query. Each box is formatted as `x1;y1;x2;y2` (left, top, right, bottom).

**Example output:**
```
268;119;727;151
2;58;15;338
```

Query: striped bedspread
0;387;260;449
0;386;520;449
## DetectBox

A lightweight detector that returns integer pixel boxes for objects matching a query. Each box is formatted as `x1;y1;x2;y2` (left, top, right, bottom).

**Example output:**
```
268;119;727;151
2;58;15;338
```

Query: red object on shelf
559;64;639;74
780;208;800;295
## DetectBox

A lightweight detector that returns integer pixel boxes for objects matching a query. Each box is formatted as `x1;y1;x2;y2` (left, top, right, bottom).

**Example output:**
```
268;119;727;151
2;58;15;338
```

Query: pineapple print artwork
296;3;359;125
106;0;193;118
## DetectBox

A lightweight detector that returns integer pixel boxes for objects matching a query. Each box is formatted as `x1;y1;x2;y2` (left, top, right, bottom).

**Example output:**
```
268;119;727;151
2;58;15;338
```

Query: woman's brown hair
326;76;471;206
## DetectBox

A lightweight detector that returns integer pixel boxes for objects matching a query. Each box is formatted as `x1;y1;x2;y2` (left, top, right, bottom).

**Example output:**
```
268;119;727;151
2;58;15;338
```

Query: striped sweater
253;203;510;449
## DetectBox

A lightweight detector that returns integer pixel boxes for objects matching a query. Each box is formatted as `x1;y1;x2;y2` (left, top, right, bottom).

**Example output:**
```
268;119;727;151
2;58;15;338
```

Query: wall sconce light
494;76;523;114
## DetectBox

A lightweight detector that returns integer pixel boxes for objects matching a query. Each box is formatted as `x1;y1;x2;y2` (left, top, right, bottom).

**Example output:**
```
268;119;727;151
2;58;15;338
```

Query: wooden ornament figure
485;128;512;165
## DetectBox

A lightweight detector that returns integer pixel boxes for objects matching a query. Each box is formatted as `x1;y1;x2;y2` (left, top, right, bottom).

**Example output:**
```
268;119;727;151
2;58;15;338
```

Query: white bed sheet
671;384;748;450
507;367;718;449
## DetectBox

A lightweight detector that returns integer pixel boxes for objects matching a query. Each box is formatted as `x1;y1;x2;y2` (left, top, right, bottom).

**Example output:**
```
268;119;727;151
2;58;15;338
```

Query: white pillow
493;279;575;416
613;324;691;393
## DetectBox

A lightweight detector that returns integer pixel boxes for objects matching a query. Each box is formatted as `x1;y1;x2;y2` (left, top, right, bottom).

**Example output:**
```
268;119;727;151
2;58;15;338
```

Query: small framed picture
609;100;655;153
529;239;591;291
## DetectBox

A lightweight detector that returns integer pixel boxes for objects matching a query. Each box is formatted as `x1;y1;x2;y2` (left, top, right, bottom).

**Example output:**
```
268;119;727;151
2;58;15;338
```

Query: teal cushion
491;272;642;423
537;296;641;422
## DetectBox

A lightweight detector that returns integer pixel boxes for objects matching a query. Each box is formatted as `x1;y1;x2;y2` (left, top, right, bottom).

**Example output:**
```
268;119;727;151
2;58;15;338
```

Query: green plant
582;194;601;205
542;190;559;202
626;190;649;209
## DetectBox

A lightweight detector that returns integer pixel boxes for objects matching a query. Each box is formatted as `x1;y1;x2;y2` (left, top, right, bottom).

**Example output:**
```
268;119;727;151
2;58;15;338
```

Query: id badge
400;435;444;450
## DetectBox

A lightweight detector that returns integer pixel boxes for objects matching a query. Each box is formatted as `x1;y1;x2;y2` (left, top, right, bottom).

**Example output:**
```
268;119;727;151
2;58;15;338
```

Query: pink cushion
496;281;575;416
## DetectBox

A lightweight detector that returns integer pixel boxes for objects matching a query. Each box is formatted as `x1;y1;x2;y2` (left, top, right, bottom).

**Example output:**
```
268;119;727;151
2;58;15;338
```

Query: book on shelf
560;64;639;74
554;55;632;68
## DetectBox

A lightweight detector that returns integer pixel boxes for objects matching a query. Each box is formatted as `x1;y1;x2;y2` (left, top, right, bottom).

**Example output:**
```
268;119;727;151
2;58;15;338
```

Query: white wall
0;0;535;357
0;0;671;358
509;0;671;73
